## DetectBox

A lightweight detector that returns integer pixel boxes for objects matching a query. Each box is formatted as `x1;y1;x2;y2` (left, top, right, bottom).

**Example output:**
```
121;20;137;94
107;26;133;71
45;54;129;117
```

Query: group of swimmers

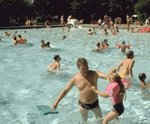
48;48;149;124
1;23;149;124
50;50;134;124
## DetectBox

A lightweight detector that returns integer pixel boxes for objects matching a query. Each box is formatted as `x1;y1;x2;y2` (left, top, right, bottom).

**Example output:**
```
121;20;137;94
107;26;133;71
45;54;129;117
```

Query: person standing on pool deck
52;58;108;123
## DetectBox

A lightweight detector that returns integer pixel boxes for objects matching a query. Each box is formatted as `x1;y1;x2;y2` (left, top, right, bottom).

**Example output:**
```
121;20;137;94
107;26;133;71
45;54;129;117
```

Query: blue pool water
0;27;150;124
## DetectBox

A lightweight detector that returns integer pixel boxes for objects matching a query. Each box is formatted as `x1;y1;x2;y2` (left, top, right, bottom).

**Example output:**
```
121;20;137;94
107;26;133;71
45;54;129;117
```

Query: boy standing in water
52;58;108;123
48;55;61;72
117;50;135;79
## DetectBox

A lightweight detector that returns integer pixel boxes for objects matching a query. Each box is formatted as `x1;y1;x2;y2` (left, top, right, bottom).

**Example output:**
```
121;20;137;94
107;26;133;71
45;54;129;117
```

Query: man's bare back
118;50;135;78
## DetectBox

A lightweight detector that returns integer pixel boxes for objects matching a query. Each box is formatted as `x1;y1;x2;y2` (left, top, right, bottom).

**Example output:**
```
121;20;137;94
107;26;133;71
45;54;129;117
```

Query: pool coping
0;24;147;30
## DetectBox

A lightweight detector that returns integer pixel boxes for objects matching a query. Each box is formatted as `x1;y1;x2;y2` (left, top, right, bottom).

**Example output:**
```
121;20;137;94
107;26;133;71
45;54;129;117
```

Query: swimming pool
0;27;150;124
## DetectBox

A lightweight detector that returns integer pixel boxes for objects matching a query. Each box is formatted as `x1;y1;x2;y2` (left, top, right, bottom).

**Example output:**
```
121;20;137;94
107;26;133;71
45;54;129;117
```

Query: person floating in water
48;55;61;72
116;41;130;53
117;50;135;87
139;73;150;90
52;58;108;123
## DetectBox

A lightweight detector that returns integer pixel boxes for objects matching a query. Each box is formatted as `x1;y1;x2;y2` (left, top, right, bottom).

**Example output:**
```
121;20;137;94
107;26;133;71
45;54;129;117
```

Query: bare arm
117;61;123;72
129;60;135;77
90;86;109;98
52;77;75;110
96;70;108;80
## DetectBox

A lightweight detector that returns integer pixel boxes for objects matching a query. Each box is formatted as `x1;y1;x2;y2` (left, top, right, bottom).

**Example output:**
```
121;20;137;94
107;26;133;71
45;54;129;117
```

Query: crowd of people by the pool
0;14;150;124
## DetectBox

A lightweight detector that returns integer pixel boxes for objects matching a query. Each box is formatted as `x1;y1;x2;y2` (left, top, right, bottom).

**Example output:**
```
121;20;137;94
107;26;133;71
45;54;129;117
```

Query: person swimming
139;73;150;89
116;41;130;53
48;55;61;72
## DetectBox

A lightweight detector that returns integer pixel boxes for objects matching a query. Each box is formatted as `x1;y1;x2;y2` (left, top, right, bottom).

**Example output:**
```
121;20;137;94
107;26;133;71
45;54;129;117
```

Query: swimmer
4;32;11;36
52;58;108;123
139;73;150;90
103;39;109;48
62;35;66;40
17;34;27;44
48;55;61;72
46;42;51;48
93;42;103;52
104;29;108;35
41;40;50;48
88;28;93;35
90;73;125;124
116;41;130;53
117;50;135;80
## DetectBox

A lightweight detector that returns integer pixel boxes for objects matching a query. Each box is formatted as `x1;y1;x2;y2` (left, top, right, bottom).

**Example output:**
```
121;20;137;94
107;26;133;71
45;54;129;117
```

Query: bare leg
79;106;88;124
103;110;119;124
91;105;102;119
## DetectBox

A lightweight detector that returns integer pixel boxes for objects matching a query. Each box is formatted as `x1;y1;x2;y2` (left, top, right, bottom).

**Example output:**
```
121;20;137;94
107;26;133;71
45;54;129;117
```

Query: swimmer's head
97;42;100;47
122;41;125;45
104;39;107;42
14;36;17;40
41;40;45;43
77;58;89;69
46;42;50;45
18;34;22;38
139;73;146;82
62;35;66;39
126;50;134;58
54;55;61;61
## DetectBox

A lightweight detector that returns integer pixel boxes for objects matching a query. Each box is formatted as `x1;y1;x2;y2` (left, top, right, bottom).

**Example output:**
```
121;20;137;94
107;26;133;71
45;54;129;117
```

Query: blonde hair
110;73;125;93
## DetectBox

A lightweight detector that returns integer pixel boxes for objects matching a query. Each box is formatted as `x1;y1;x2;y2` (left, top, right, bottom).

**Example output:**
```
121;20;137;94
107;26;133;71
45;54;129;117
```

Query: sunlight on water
0;27;150;124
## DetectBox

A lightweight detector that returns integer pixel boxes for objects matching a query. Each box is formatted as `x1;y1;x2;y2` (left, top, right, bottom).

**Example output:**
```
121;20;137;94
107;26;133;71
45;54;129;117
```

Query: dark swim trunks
79;99;99;110
113;103;124;115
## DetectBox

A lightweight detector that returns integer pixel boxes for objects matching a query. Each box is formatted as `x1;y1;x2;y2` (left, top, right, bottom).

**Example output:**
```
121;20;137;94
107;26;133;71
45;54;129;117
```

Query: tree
134;0;150;21
0;0;32;26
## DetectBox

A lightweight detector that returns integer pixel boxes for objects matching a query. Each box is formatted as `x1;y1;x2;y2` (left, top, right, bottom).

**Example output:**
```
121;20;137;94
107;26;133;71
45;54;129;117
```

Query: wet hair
126;50;134;58
14;36;17;40
54;55;61;61
104;39;107;42
46;42;50;46
18;35;22;38
122;41;125;45
97;42;100;47
77;58;88;68
139;73;146;82
63;35;66;39
111;73;125;93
